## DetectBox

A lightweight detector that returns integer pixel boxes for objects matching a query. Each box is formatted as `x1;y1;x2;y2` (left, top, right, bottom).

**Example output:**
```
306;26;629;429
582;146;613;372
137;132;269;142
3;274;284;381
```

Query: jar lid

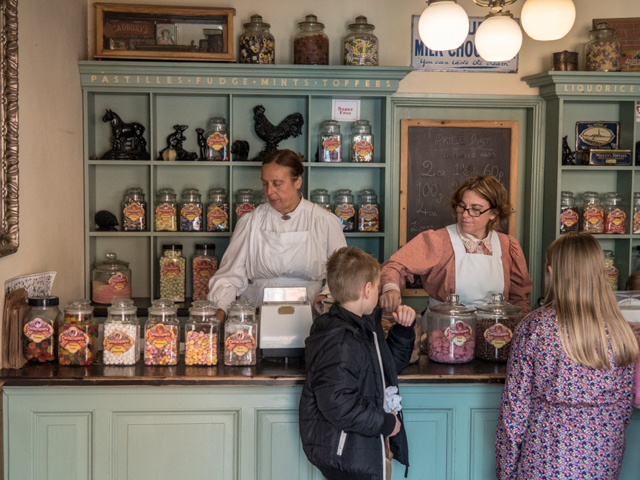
428;294;475;316
163;244;183;250
590;22;616;35
157;187;176;199
475;293;521;316
358;188;377;202
189;299;218;315
107;298;137;315
207;117;227;126
181;187;201;199
560;191;574;196
95;252;129;270
311;189;330;203
348;15;375;31
195;243;216;252
148;298;177;315
28;295;59;307
228;299;255;314
353;119;372;133
65;299;94;315
208;187;227;197
298;14;324;29
244;14;270;29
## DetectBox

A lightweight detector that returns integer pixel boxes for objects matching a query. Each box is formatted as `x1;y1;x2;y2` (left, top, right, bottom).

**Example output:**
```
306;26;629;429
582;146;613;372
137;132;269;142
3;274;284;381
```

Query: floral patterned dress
496;307;636;479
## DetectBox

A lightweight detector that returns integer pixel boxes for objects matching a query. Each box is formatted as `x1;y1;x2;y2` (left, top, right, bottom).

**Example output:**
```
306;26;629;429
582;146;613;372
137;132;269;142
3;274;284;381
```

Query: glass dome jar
92;252;132;305
154;187;178;232
427;294;476;364
582;191;604;233
239;14;275;64
319;120;342;162
603;192;627;234
350;119;374;163
310;188;332;212
103;299;139;366
234;189;256;225
192;244;218;301
144;299;179;366
224;300;258;366
357;188;380;232
293;14;329;65
122;187;147;231
159;244;186;302
633;192;640;234
474;294;521;363
559;191;579;234
206;187;229;232
204;117;229;161
180;188;203;232
586;22;621;72
185;300;219;366
333;189;356;232
59;299;97;366
343;16;378;66
23;296;62;363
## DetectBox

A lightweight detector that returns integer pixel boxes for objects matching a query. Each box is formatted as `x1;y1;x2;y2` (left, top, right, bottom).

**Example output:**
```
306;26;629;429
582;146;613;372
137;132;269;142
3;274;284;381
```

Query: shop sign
410;15;518;73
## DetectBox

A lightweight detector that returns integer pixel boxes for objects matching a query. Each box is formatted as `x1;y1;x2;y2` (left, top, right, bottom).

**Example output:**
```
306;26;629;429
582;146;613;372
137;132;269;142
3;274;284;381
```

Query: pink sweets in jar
426;294;476;364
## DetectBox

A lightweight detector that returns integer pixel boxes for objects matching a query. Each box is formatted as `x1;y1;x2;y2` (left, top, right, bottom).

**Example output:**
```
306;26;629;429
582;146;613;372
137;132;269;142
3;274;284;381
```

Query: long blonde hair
543;233;638;369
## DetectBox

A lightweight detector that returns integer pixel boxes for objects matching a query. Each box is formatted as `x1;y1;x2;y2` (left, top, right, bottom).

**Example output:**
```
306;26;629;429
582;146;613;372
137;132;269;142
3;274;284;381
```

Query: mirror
0;0;18;257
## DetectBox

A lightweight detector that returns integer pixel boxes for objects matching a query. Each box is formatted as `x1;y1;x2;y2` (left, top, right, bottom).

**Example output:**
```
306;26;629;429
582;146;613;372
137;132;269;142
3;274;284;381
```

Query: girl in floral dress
496;232;638;479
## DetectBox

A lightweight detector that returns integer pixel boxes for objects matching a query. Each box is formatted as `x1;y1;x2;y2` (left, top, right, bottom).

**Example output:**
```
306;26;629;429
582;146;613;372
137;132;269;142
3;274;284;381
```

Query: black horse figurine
101;109;150;160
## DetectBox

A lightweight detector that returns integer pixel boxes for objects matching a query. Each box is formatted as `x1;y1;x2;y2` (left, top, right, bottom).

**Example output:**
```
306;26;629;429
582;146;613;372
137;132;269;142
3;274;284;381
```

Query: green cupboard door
620;411;640;480
469;408;500;480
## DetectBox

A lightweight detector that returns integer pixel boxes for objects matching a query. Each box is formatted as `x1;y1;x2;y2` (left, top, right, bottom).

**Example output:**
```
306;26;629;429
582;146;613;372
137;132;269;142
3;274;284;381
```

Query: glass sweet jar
192;244;218;301
343;16;379;66
319;120;342;162
559;191;579;234
23;296;62;363
122;187;147;231
154;187;178;232
333;189;356;232
234;189;256;225
474;294;521;363
351;119;374;162
103;299;139;366
159;244;186;302
59;300;98;366
293;14;329;65
426;294;476;364
586;22;621;72
206;187;229;232
224;300;258;366
180;188;203;232
357;188;380;232
92;252;132;304
633;192;640;234
144;299;179;366
603;192;627;234
310;188;332;212
239;14;275;64
581;191;604;233
204;117;229;161
185;300;219;366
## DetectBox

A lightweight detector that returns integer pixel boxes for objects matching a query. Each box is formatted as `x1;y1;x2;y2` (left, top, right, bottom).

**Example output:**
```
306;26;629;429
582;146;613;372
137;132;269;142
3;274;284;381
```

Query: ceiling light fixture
418;0;470;52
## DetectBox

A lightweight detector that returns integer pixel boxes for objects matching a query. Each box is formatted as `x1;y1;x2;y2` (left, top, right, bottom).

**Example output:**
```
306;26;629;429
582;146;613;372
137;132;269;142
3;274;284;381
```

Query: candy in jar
343;16;378;66
179;188;203;232
154;187;178;232
350;119;374;163
333;189;356;232
204;117;229;161
293;14;329;65
122;187;147;231
319;120;342;162
159;244;186;302
103;299;139;366
59;300;97;366
559;191;579;234
426;294;476;364
603;192;626;234
224;300;258;366
185;300;219;366
192;244;218;301
239;14;275;64
23;296;62;363
310;188;332;212
632;192;640;234
581;191;604;233
357;189;380;232
234;189;256;226
206;187;229;232
586;22;621;72
144;299;179;366
474;294;521;363
92;252;131;304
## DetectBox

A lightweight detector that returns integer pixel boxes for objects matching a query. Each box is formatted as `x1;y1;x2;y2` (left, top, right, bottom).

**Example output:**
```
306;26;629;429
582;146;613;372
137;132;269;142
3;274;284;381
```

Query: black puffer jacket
299;303;415;479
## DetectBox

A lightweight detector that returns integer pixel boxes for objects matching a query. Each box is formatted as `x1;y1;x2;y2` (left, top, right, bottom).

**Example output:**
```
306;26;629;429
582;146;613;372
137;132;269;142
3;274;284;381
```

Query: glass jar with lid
234;189;256;225
154;187;178;232
204;117;229;161
159;244;186;302
180;188;203;232
603;192;627;234
350;119;374;162
103;299;139;366
206;187;229;232
239;14;275;64
310;188;332;212
357;188;380;232
604;250;619;291
343;16;379;66
559;191;579;234
581;191;604;233
192;244;218;301
185;300;219;366
92;252;132;304
474;294;521;363
426;294;476;364
293;14;329;65
23;296;62;363
59;299;98;366
319;120;342;162
334;189;356;232
586;22;621;72
633;192;640;234
122;187;147;231
144;299;179;366
224;300;258;366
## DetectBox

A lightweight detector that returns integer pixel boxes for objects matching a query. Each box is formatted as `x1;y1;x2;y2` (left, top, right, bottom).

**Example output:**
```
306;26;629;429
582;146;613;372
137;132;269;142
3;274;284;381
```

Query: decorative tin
578;149;632;166
575;121;619;151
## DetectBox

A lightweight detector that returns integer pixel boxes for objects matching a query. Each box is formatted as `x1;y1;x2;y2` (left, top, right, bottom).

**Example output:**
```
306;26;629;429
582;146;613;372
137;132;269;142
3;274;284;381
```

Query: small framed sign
332;99;360;122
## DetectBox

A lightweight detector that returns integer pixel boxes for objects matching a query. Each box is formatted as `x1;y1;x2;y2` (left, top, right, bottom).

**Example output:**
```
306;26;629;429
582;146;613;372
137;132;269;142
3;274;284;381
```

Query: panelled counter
2;358;639;480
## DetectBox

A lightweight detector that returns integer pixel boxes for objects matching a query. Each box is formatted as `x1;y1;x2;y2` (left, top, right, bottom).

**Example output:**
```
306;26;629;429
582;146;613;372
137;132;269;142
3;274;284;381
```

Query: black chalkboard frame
399;119;519;296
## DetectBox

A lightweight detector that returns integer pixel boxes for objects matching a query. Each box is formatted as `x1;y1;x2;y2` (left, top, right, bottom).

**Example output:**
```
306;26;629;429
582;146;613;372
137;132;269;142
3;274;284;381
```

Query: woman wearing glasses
379;174;532;313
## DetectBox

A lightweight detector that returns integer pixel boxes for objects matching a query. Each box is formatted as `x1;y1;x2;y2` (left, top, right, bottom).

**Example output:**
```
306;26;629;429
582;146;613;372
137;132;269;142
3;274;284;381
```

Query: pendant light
418;0;469;51
520;0;576;41
475;11;523;61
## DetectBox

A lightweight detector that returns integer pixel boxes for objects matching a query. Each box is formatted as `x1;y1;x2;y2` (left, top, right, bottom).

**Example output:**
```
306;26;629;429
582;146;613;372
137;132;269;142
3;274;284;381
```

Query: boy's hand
389;412;401;437
379;290;401;313
392;305;416;327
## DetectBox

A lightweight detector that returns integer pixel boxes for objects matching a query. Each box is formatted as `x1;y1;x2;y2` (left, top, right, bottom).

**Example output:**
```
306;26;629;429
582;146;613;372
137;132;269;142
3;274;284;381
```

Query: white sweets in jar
103;299;139;365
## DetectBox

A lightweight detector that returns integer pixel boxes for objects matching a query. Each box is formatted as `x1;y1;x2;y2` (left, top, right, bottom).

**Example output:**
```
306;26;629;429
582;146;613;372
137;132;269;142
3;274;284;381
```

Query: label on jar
359;204;380;232
322;136;341;151
181;203;202;221
236;202;256;218
104;330;134;355
483;323;513;349
207;204;229;230
24;318;54;343
108;272;129;291
59;326;89;354
560;208;578;228
123;202;144;221
353;138;373;162
161;260;182;279
155;203;176;220
147;323;176;349
584;207;604;225
207;132;228;151
194;258;215;277
608;266;619;290
445;321;472;347
335;203;356;221
225;330;256;357
605;208;626;233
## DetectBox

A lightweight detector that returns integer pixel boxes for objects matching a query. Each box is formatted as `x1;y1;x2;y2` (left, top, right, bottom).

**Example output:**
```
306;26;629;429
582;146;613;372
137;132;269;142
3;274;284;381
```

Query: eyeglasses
454;203;494;218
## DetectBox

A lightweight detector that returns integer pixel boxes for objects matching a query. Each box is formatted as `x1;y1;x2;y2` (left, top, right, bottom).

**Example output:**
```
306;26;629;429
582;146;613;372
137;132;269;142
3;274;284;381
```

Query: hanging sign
410;15;518;73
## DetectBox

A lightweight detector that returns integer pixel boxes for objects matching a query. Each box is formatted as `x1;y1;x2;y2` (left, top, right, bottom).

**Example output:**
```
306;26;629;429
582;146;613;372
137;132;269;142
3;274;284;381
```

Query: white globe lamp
418;0;469;51
521;0;576;40
475;12;523;61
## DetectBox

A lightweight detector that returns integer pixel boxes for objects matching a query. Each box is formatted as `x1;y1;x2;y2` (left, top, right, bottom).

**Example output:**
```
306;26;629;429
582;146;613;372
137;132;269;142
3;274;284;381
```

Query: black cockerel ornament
253;105;304;161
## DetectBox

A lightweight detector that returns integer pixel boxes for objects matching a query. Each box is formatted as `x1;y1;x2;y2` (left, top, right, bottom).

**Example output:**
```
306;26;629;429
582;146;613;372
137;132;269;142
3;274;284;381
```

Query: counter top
0;355;506;387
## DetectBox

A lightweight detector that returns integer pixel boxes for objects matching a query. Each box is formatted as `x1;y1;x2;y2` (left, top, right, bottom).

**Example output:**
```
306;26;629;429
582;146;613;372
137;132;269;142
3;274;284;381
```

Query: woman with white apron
208;149;347;322
379;175;532;318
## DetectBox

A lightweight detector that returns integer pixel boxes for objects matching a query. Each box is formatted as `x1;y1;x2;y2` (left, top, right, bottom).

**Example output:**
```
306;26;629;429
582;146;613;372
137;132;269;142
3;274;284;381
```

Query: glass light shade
475;14;523;61
521;0;576;40
418;1;469;51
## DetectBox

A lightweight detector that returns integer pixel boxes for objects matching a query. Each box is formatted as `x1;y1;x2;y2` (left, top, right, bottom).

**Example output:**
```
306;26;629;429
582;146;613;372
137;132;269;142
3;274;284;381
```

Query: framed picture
156;23;175;46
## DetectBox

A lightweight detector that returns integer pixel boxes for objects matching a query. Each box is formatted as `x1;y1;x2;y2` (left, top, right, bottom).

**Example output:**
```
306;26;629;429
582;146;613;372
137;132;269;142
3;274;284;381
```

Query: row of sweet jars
159;244;218;303
318;120;374;163
311;188;381;232
559;191;638;235
239;14;378;66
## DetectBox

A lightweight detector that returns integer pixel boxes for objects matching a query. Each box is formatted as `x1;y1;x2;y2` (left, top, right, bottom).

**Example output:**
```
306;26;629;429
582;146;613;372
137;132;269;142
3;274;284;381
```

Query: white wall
1;0;638;315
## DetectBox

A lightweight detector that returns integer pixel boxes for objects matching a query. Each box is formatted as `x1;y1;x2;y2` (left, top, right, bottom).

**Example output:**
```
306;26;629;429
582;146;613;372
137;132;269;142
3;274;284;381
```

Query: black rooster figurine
252;105;304;161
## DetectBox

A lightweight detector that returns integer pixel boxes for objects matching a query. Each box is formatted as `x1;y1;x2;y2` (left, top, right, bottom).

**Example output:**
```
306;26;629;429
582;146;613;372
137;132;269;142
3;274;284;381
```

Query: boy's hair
626;270;640;290
543;232;638;369
327;246;380;304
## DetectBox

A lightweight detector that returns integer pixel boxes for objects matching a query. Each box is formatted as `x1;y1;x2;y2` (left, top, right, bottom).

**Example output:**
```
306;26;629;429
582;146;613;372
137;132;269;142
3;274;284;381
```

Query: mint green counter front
2;359;639;480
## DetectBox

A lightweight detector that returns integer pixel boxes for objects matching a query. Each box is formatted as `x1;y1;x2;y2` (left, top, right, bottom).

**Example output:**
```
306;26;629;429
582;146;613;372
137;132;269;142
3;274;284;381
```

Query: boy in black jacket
299;246;416;480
